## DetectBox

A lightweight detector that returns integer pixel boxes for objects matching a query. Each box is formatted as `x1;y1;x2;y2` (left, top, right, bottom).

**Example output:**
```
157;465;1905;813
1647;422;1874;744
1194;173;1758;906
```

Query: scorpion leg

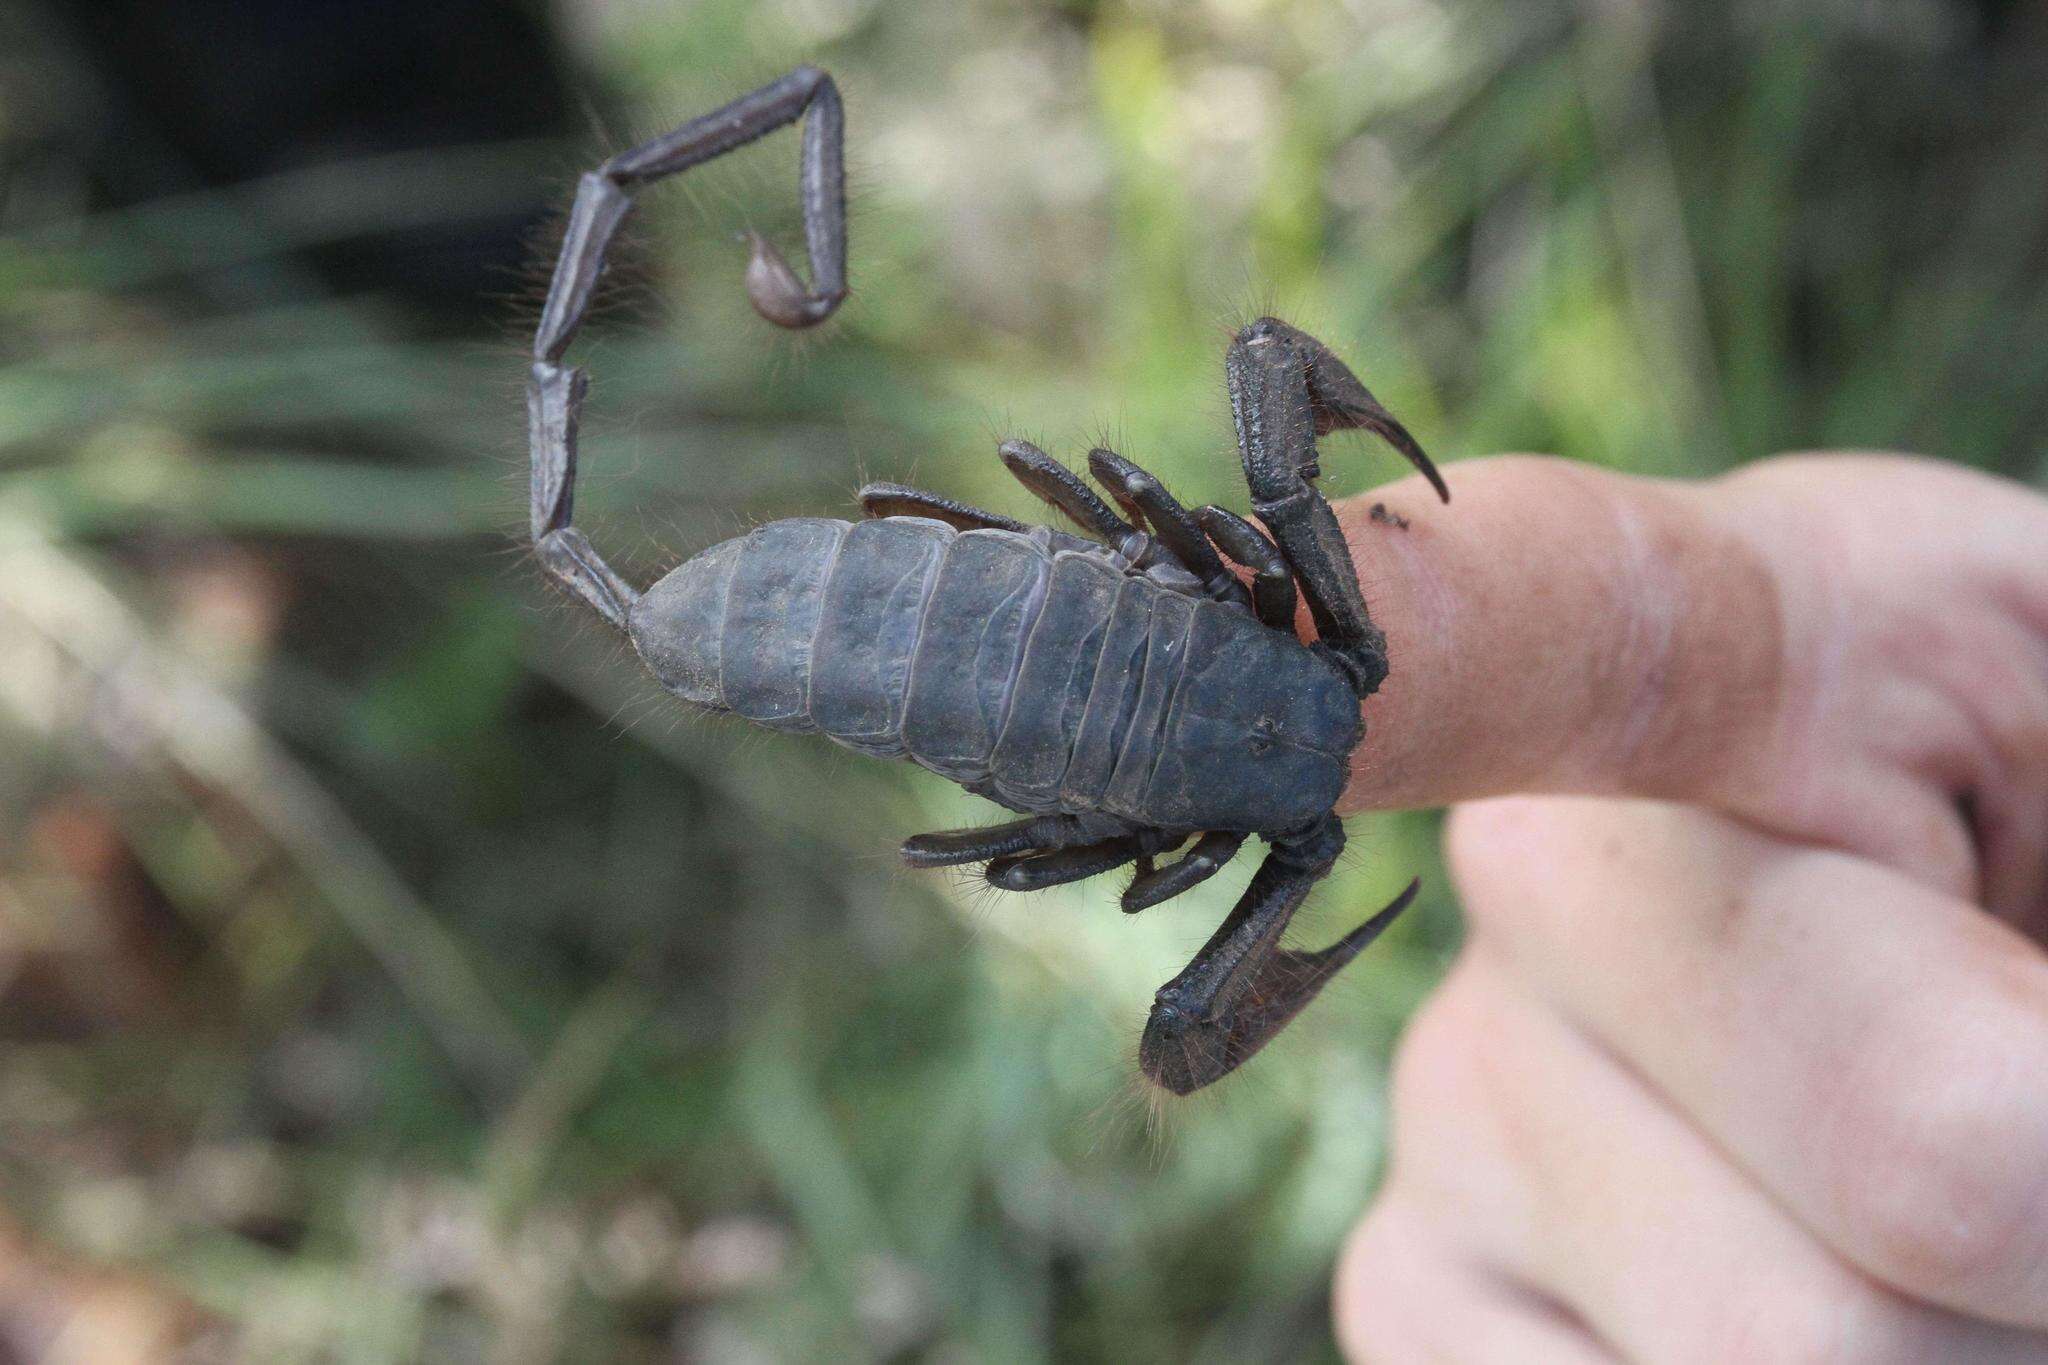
1085;449;1247;606
858;482;1030;533
997;440;1143;546
1083;452;1153;533
1225;317;1446;696
1197;506;1298;633
1138;815;1418;1093
529;68;846;623
901;814;1085;868
998;441;1218;588
986;828;1187;893
1121;830;1247;913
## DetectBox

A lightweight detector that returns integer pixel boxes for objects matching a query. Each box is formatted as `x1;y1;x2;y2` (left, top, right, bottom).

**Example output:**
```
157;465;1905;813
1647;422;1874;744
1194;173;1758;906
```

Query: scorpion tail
528;362;637;627
526;68;849;626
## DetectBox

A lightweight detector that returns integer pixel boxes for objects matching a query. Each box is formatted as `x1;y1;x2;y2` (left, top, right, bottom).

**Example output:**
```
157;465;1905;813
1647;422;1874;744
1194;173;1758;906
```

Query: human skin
1320;455;2048;1360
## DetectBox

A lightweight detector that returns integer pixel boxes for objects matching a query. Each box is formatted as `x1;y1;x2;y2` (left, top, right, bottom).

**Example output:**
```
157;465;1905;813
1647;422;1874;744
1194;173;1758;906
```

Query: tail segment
527;66;849;627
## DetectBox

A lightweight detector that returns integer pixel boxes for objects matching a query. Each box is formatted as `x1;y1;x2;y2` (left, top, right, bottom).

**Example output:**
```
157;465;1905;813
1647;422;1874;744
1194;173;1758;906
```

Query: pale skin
1322;454;2048;1360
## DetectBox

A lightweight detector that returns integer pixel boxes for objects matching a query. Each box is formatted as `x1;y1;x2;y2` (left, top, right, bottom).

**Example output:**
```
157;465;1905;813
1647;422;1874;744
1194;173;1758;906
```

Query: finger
1335;1195;1617;1365
1713;455;2048;925
1382;953;2048;1361
1330;455;2048;897
1331;456;1784;812
1450;795;2048;1327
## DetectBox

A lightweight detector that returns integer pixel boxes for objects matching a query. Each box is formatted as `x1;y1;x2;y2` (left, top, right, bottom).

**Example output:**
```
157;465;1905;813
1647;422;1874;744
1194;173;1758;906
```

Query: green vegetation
2;1;2043;1359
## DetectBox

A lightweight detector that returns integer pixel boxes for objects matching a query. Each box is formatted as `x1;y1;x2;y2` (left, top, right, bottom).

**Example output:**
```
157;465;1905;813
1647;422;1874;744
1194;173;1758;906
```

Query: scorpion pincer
527;67;1449;1094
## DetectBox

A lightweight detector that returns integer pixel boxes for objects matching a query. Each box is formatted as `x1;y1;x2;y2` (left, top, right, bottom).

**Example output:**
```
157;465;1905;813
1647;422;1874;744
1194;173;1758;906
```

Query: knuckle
1386;962;1499;1126
1381;960;1541;1228
1442;797;1601;947
1332;1207;1405;1332
1442;799;1560;925
1822;995;2048;1298
1699;1273;1899;1365
1330;1200;1451;1365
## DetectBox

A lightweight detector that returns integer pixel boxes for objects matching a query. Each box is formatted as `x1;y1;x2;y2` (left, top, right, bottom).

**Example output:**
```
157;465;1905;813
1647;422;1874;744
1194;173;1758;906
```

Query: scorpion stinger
528;65;847;625
527;70;1447;1095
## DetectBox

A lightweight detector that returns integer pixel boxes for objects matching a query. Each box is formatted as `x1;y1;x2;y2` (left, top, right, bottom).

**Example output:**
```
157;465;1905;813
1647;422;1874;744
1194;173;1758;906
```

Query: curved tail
527;66;849;626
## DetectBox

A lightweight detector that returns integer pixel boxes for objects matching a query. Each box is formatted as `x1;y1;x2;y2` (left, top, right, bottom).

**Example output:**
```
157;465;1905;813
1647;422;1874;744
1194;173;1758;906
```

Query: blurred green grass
3;1;2046;1360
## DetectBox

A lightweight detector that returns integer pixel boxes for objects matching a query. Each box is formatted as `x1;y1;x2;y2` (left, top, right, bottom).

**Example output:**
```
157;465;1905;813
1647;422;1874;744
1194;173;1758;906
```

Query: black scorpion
528;68;1450;1094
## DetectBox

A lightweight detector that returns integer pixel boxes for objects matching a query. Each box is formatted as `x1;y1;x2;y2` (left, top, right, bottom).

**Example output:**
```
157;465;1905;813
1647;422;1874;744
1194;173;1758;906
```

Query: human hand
1324;455;2048;1359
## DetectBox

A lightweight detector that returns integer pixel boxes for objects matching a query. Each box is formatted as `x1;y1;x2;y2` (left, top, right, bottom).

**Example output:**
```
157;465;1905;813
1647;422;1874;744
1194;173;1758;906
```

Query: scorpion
528;68;1449;1094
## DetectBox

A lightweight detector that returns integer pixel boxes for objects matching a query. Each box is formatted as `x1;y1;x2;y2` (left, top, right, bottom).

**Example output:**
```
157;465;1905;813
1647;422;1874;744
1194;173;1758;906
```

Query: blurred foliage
1;0;2045;1360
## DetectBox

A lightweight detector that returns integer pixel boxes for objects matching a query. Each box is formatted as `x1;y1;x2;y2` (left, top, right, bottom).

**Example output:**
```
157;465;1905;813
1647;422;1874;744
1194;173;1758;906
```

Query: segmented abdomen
627;516;1211;820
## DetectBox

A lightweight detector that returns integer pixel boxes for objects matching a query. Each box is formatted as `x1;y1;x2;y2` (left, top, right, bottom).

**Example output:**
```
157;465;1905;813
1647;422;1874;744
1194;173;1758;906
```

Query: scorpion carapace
527;67;1448;1094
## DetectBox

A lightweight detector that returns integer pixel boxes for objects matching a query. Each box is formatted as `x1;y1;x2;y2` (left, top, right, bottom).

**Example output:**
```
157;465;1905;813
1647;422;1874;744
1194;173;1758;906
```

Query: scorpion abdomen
898;526;1051;781
628;515;1353;832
